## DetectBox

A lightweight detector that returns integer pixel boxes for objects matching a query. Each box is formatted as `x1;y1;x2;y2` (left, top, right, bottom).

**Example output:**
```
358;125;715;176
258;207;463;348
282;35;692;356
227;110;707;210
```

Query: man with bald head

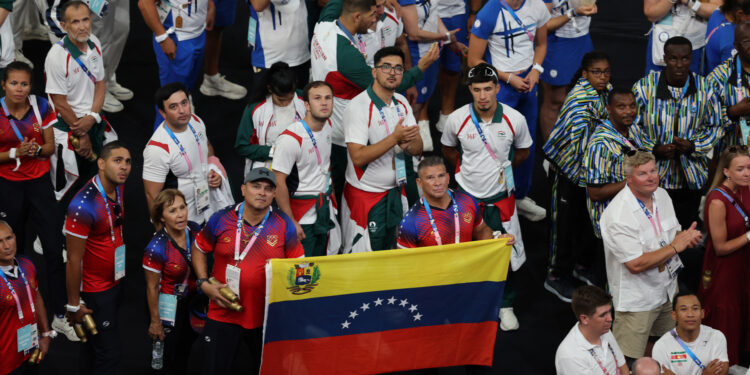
707;21;750;150
632;357;661;375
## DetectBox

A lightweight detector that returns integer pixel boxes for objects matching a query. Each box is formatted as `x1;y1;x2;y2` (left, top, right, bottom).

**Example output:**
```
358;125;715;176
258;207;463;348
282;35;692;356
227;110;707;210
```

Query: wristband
269;144;276;158
42;330;57;339
87;112;102;123
669;244;678;254
746;231;750;241
691;0;700;12
506;73;513;84
532;63;544;74
566;9;574;18
8;148;16;159
155;27;175;43
668;0;677;3
444;32;452;44
65;304;81;313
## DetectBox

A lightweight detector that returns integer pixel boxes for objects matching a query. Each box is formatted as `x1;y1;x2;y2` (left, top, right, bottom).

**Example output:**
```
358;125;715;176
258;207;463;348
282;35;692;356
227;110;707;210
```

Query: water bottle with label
151;340;164;370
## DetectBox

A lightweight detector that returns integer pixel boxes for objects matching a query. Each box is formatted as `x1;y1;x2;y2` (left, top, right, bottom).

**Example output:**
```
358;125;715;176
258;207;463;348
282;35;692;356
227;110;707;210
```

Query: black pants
154;298;199;375
548;171;598;278
8;361;38;375
201;319;262;375
79;283;123;375
331;144;347;212
249;61;310;101
0;176;67;316
666;187;704;292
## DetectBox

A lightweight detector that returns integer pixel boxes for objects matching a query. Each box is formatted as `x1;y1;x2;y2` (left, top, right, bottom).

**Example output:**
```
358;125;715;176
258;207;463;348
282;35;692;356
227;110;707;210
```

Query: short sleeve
601;216;644;264
282;214;304;258
44;48;69;96
711;329;729;362
396;209;419;248
344;100;370;145
535;0;552;26
471;1;501;40
38;97;58;129
142;141;172;183
65;198;95;239
650;336;671;372
143;239;166;274
605;331;626;368
510;112;533;149
469;195;483;228
195;209;225;254
440;112;462;147
271;132;302;174
89;36;106;82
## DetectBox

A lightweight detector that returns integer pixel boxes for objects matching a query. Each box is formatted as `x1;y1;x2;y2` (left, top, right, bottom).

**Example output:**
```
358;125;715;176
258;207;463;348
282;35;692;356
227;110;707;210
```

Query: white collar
0;264;18;278
573;322;610;351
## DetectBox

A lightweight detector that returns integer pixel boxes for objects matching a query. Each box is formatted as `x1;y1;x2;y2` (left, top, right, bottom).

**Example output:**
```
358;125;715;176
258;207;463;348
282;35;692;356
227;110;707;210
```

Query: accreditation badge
17;323;38;352
225;265;241;299
114;245;126;280
195;179;210;214
665;254;684;279
158;293;178;327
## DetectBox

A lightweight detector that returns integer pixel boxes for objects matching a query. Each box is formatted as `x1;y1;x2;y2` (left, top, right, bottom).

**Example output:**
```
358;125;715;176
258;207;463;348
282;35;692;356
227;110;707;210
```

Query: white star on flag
342;321;350;329
349;311;358;319
387;296;397;304
374;298;383;306
361;303;370;311
413;313;422;321
409;304;418;312
399;299;409;307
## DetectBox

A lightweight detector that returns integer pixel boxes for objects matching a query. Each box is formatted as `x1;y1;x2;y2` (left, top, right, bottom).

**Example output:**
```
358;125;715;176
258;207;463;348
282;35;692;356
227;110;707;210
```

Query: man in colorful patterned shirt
192;167;303;375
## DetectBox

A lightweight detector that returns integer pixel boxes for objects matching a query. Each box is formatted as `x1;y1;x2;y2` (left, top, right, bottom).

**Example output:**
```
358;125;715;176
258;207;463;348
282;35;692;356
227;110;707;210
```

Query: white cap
271;0;300;13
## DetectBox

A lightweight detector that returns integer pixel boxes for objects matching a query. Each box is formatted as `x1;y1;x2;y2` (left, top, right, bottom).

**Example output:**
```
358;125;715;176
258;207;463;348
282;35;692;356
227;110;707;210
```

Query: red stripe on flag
260;321;497;374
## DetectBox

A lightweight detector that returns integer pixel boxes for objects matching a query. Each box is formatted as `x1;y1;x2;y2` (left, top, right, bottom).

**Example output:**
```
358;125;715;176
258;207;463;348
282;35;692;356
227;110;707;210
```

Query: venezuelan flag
260;238;512;374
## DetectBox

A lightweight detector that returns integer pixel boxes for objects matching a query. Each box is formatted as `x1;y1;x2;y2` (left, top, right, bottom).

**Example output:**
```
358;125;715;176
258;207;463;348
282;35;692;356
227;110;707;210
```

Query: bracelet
566;9;574;19
669;244;678;254
690;0;700;12
444;32;452;44
65;304;81;313
8;148;16;159
506;73;513;84
87;112;102;123
42;330;57;339
154;27;175;43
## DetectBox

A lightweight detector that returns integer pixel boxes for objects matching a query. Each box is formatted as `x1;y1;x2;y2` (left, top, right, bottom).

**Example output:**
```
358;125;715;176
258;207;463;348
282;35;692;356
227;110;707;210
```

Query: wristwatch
196;278;208;291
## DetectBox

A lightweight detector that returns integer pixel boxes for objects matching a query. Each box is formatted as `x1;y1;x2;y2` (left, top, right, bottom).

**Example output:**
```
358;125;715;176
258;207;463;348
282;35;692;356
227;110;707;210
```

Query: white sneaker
107;77;133;101
499;307;519;331
435;113;449;133
52;315;81;342
14;50;34;69
418;120;433;152
199;74;247;100
33;237;43;255
102;92;124;113
516;197;546;222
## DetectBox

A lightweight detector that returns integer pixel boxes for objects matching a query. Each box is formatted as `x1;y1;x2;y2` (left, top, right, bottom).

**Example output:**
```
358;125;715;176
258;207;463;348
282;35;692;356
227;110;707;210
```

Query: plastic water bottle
151;340;164;370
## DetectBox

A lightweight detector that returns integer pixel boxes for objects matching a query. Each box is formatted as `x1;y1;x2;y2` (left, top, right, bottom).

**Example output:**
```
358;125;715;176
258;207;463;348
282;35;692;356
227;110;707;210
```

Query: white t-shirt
600;186;680;312
143;116;211;223
555;323;626;375
154;0;207;41
440;103;532;199
44;35;105;118
471;0;551;72
436;0;466;19
344;87;417;193
272;120;333;224
401;0;440;57
545;0;590;38
0;13;14;68
250;0;310;68
361;9;404;67
652;326;728;375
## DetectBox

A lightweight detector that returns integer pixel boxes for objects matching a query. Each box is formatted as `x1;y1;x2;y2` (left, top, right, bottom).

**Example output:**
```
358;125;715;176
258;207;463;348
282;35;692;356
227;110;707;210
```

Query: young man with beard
273;81;342;256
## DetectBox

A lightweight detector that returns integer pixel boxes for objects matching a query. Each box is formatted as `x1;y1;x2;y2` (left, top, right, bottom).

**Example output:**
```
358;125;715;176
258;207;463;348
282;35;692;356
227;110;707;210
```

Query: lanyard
469;105;501;163
422;190;460;246
714;187;750;228
163;122;205;174
56;40;96;84
179;228;192;285
234;203;271;263
498;0;534;42
336;20;366;54
737;56;747;102
299;119;323;167
376;102;404;135
670;330;705;370
588;344;621;375
636;195;665;244
94;175;122;245
0;263;36;321
1;98;25;142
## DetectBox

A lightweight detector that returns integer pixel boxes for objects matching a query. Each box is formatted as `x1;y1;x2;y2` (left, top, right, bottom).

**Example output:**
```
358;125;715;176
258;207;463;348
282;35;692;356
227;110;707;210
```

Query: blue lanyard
670;330;705;370
737;56;747;101
162;122;205;173
1;98;24;142
336;20;365;53
234;203;271;263
376;102;404;135
469;105;501;163
422;190;460;246
299;120;323;168
94;175;122;245
0;263;35;321
498;0;534;42
56;40;96;84
714;187;750;228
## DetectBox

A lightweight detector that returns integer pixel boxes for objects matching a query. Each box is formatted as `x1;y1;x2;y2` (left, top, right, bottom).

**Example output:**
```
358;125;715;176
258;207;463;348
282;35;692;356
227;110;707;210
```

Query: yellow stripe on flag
266;238;512;303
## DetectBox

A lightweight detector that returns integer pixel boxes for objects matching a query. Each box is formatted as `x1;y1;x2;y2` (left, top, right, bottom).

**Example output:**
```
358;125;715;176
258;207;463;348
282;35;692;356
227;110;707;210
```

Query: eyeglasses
113;204;123;227
587;69;611;77
467;66;499;81
375;64;404;75
728;145;749;153
625;147;649;157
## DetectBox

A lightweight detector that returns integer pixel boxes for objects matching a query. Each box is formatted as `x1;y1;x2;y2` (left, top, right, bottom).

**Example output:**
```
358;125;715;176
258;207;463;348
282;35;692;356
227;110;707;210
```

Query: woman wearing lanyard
235;62;307;175
143;189;201;374
700;146;750;366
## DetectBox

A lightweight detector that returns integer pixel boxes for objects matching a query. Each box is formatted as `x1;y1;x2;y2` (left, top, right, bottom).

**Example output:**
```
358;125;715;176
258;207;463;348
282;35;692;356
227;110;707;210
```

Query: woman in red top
701;145;750;365
0;61;73;340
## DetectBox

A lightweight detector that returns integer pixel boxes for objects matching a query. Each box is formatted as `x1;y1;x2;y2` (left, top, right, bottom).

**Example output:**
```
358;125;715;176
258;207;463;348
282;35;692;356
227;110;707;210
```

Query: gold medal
175;15;183;28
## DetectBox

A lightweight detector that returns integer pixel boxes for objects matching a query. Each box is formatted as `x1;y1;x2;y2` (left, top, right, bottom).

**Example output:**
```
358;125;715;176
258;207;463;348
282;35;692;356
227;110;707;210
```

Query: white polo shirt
440;102;532;199
399;0;440;57
344;86;417;193
155;0;207;41
361;9;404;67
555;323;626;375
652;325;728;375
143;116;211;223
44;35;105;118
600;185;680;312
436;0;466;19
272;120;333;224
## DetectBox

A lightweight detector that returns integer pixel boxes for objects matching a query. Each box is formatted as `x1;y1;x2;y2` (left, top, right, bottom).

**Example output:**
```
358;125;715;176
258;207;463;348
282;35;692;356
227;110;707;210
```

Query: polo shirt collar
367;85;397;110
472;102;503;123
655;71;697;100
573;322;608;351
62;35;95;59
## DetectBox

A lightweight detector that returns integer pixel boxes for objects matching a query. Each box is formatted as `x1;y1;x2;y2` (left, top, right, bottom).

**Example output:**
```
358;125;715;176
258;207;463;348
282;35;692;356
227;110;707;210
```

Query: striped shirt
583;120;639;238
632;71;723;190
706;55;747;148
543;77;611;186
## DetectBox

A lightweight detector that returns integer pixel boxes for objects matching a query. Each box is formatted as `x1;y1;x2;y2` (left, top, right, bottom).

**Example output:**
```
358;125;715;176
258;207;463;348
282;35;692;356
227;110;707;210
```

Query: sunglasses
727;145;749;153
467;66;498;81
113;204;123;227
624;147;650;157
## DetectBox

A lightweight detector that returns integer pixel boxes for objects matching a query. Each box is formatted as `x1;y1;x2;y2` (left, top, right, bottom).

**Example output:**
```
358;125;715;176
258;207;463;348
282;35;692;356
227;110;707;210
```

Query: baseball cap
244;167;276;186
270;0;300;13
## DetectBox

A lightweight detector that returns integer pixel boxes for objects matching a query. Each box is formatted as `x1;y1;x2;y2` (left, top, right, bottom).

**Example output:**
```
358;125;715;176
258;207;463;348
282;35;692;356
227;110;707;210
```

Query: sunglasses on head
625;147;649;157
728;145;749;153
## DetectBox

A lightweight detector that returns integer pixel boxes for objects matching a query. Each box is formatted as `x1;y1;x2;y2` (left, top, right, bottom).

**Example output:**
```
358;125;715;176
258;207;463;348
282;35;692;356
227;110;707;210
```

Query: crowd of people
1;0;750;373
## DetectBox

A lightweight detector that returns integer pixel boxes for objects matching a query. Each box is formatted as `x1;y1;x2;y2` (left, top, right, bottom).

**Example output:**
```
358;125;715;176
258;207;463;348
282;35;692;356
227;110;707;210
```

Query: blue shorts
409;41;439;104
541;34;593;86
439;13;468;72
212;0;237;28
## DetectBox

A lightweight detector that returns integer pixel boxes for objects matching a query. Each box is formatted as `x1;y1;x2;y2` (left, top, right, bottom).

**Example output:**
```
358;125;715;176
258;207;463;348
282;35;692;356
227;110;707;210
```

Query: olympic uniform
341;87;417;253
436;0;467;73
151;0;207;92
706;56;748;152
143;115;214;223
397;190;483;248
235;95;307;175
652;325;728;375
541;0;593;86
471;0;550;200
272;120;342;256
0;257;39;374
399;0;440;103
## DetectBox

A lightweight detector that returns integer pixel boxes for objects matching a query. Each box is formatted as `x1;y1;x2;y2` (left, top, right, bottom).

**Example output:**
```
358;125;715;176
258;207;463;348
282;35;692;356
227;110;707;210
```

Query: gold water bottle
27;348;40;364
74;323;87;342
83;314;98;335
69;135;97;161
208;277;243;312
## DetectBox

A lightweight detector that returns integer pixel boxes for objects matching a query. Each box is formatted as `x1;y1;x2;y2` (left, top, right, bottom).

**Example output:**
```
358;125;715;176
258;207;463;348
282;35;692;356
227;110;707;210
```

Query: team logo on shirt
462;212;472;223
497;130;506;138
267;235;279;246
286;262;321;295
669;352;688;365
33;123;41;133
5;294;12;301
222;236;232;243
